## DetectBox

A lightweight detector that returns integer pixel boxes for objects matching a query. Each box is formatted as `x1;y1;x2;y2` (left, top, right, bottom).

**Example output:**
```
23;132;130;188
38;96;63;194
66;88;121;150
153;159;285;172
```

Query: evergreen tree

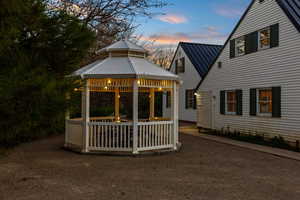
0;0;95;146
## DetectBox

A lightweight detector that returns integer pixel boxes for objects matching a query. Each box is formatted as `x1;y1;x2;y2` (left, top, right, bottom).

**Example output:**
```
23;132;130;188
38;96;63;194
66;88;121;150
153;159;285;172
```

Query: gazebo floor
64;142;182;156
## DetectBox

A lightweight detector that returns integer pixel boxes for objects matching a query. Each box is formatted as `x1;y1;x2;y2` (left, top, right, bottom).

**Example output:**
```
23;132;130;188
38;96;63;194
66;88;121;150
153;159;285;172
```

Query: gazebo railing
88;122;133;152
65;118;175;153
137;121;173;151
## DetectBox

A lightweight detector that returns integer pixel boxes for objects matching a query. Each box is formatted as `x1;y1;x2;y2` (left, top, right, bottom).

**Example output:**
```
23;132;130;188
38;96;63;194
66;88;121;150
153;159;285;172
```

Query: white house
163;42;222;122
196;0;300;142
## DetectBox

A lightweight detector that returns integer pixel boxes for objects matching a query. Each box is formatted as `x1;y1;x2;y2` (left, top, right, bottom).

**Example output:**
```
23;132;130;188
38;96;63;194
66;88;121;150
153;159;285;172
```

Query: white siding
163;46;200;122
198;0;300;140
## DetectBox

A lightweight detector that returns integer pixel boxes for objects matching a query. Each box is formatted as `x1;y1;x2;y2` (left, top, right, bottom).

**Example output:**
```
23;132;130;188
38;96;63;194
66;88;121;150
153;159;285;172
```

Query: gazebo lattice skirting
65;40;180;155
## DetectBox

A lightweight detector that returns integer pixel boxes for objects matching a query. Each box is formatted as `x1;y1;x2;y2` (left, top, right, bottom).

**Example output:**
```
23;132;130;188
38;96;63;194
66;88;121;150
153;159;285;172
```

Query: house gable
196;0;300;91
169;42;222;78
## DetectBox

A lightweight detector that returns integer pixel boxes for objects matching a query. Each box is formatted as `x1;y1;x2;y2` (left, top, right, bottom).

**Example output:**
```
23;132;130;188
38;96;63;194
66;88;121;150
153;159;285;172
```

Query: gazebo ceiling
71;40;179;81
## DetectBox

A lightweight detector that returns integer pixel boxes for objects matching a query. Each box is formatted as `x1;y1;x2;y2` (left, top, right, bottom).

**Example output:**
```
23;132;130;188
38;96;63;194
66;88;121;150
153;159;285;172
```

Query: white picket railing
65;119;83;148
137;121;174;151
88;122;133;151
66;118;175;153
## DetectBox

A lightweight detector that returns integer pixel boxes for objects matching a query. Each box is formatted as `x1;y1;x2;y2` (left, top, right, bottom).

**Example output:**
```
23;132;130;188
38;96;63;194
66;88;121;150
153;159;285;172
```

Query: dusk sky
136;0;251;46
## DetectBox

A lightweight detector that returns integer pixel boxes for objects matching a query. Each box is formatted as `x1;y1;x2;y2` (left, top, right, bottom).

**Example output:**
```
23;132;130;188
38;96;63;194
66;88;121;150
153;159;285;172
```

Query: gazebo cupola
65;40;180;155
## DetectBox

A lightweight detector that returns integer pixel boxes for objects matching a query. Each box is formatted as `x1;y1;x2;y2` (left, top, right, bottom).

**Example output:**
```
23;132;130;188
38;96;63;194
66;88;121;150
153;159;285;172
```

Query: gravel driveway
0;133;300;200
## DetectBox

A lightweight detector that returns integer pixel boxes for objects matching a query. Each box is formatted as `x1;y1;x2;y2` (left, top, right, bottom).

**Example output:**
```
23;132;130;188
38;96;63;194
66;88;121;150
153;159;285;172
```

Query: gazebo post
64;92;71;148
172;81;179;150
115;88;120;121
132;79;139;154
149;88;155;120
82;79;90;153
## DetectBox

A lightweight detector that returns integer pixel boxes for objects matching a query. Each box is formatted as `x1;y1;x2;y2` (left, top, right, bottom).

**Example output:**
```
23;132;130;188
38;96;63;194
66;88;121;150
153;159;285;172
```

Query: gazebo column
171;81;179;150
64;92;71;147
149;88;155;120
115;88;120;121
82;80;90;153
132;80;139;154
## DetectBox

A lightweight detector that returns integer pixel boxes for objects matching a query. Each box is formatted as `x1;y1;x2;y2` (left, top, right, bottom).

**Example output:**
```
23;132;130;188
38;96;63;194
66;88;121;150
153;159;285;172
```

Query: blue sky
136;0;251;46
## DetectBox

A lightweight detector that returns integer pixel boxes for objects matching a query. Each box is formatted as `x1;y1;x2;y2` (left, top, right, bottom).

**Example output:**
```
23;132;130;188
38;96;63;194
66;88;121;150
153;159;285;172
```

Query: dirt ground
0;133;300;200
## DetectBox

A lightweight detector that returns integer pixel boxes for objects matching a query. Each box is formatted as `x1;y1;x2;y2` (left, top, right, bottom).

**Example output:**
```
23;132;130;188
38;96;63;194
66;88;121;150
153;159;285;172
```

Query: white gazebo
65;40;180;154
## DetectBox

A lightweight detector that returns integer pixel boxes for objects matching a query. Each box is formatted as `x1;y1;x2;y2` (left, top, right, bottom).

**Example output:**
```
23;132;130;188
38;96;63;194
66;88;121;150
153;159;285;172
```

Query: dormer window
235;36;245;56
258;27;271;50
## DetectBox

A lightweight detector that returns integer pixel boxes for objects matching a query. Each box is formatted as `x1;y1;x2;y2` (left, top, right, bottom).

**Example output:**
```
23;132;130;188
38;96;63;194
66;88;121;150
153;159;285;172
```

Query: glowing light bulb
137;80;141;85
107;79;111;84
104;86;108;90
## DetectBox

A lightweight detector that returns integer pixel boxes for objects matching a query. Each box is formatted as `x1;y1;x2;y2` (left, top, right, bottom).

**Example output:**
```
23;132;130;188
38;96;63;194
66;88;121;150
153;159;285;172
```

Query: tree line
0;0;168;147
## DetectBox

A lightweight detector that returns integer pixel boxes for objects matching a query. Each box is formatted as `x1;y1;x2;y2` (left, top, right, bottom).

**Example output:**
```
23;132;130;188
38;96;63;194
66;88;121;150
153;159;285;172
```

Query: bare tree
148;47;175;69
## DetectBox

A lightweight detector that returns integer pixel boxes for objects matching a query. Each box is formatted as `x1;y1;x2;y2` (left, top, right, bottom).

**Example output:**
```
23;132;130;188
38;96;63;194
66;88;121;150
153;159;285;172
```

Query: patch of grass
207;129;300;153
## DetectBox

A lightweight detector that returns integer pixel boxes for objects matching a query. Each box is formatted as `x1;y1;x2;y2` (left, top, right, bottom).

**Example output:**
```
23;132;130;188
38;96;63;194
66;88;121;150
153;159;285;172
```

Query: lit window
235;37;245;56
257;88;272;115
226;91;237;114
258;28;270;50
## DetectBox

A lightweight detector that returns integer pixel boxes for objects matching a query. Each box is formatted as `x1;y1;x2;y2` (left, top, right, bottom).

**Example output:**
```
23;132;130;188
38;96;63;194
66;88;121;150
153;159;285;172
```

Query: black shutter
236;90;243;115
245;31;258;54
175;60;178;74
181;57;185;73
272;87;281;117
220;91;225;115
166;92;170;108
230;40;235;58
185;90;188;109
270;23;279;48
250;88;257;116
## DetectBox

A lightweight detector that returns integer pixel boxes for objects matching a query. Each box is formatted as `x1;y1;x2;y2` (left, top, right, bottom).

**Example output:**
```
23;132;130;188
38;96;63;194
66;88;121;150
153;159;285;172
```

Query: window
226;91;237;114
230;24;279;58
235;36;245;56
257;88;272;116
176;57;185;73
258;27;270;50
186;89;196;109
166;91;171;108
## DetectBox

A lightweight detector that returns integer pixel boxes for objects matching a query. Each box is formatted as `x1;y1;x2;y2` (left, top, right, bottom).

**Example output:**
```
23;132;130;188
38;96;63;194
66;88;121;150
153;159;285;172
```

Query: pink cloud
140;26;228;45
157;14;188;24
214;5;244;18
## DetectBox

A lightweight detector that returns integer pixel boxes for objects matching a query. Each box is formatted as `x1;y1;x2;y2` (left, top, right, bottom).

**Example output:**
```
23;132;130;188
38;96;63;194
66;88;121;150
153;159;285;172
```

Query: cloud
140;26;228;46
156;14;188;24
214;5;244;18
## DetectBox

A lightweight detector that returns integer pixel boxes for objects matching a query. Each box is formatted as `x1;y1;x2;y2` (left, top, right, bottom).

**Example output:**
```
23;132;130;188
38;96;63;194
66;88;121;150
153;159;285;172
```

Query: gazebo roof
98;40;147;53
72;40;179;81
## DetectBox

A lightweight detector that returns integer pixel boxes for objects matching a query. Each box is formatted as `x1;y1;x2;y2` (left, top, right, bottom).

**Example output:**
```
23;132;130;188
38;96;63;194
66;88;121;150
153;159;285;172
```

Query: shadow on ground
0;134;300;200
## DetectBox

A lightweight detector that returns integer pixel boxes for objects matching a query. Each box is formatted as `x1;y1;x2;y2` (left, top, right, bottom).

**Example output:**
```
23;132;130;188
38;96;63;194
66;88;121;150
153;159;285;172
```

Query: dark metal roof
179;42;222;77
277;0;300;32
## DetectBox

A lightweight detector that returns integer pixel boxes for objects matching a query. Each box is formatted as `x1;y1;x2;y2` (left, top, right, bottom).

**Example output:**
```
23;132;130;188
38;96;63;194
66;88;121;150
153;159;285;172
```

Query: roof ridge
179;42;223;47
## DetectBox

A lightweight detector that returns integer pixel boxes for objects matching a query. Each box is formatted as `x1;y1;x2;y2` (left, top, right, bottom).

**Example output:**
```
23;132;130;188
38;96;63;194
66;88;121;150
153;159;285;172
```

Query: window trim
256;88;272;117
258;27;271;50
235;36;246;57
225;90;237;115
